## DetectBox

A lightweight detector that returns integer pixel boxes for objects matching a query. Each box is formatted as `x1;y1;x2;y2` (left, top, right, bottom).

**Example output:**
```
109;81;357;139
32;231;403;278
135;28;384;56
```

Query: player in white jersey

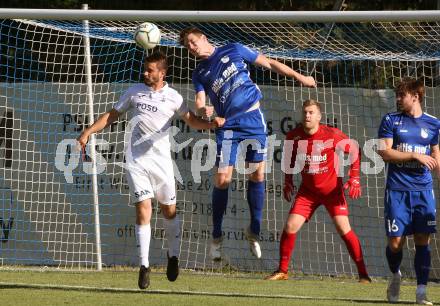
77;52;224;289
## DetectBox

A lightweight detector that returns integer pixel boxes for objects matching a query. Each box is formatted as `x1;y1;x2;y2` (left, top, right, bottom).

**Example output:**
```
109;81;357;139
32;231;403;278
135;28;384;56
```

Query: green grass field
0;269;439;305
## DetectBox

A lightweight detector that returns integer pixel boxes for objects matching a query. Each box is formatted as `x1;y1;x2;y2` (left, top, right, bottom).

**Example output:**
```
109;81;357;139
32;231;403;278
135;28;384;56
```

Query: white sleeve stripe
424;112;438;119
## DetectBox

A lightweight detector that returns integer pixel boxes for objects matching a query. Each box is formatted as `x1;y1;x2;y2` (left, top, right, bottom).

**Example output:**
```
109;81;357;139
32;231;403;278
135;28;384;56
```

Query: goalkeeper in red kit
265;99;371;283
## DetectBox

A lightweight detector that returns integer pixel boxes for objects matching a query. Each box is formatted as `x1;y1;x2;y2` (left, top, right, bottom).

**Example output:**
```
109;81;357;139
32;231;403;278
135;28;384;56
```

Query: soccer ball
133;22;161;50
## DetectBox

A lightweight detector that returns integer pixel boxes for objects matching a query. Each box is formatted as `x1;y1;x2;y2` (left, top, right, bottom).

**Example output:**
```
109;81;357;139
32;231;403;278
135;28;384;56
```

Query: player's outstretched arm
77;108;120;149
378;138;437;170
282;131;298;202
181;110;225;130
254;54;316;88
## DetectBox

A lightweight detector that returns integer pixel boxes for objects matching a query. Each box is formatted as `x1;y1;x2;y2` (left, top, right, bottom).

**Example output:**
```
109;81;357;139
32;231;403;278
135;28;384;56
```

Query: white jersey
114;82;188;161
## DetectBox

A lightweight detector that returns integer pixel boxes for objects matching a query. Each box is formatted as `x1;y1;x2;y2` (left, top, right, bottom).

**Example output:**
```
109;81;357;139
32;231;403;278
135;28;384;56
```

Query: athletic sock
212;187;228;239
416;284;427;296
247;180;265;235
279;231;296;273
163;216;181;258
341;230;368;276
414;245;431;285
386;245;403;274
135;223;151;267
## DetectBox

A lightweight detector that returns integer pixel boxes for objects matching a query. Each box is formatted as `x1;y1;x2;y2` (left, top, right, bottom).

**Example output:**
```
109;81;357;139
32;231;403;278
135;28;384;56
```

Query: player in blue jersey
179;27;316;260
378;78;440;305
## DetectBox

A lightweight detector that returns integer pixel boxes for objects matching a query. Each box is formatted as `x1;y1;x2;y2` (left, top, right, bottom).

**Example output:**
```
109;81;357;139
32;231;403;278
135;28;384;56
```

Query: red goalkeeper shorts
289;187;349;220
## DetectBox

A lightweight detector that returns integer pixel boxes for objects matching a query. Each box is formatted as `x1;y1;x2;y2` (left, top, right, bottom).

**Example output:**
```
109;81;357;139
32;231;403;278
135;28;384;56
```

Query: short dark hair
302;99;321;112
144;51;168;71
179;26;204;46
395;77;424;102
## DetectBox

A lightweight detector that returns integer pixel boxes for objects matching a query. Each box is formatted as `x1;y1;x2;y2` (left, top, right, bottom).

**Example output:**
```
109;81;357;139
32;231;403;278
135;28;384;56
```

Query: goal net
0;15;439;279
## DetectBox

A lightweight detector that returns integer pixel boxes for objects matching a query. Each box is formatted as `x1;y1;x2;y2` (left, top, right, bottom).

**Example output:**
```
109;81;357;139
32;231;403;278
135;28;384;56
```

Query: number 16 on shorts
387;219;399;234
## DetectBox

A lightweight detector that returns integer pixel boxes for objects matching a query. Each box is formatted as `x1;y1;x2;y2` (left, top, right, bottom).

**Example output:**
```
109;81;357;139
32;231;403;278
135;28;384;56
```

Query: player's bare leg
246;161;265;259
162;204;180;282
266;214;306;280
136;199;153;289
333;215;371;283
210;166;233;260
386;236;406;302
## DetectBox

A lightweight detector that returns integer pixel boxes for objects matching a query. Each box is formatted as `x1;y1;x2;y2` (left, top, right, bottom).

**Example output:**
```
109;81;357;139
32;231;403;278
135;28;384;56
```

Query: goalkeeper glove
283;181;296;202
343;177;361;199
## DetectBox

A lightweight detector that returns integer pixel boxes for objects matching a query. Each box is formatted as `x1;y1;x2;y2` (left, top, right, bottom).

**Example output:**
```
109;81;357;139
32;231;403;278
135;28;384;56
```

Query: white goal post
0;8;439;279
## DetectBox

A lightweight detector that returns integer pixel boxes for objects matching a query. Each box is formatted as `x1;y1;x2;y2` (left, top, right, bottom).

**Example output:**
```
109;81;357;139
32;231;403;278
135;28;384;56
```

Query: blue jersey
378;112;440;191
192;43;263;118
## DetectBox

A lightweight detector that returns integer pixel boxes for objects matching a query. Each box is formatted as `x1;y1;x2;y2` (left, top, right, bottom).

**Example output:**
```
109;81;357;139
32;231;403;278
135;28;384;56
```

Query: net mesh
0;18;439;278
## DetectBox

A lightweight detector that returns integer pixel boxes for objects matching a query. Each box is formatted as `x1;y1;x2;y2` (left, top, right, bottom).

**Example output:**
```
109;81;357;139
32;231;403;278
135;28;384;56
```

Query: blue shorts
384;189;437;237
215;109;267;167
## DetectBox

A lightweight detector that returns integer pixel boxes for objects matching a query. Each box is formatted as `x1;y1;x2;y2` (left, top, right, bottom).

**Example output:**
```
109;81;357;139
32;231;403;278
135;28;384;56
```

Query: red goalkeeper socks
342;230;368;277
279;231;296;273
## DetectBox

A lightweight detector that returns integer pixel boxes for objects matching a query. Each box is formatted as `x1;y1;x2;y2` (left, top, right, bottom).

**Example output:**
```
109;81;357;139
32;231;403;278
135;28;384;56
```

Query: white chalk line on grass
0;281;414;304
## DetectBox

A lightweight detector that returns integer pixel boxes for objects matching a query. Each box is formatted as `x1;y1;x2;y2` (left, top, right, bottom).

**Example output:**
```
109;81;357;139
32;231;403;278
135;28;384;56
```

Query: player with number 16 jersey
378;77;440;305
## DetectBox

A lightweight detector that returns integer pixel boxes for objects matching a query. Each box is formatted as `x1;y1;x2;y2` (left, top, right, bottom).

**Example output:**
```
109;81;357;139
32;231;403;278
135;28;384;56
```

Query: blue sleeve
431;120;440;145
234;43;259;63
378;114;394;138
192;69;205;93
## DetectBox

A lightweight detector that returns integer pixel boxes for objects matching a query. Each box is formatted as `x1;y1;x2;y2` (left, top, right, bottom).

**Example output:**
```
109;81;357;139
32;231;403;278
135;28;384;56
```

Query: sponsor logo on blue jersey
378;112;440;191
192;43;263;118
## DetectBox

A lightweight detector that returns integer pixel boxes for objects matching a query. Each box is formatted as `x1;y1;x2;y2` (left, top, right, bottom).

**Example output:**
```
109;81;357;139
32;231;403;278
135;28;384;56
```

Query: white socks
416;284;427;296
135;217;180;267
135;224;151;267
163;216;181;258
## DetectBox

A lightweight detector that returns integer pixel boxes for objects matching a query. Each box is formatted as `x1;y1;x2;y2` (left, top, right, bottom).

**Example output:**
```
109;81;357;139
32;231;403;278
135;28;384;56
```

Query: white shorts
125;156;176;205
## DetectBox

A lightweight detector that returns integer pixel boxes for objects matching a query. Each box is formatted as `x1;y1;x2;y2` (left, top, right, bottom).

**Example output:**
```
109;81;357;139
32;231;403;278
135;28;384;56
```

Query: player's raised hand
283;181;296;202
344;177;361;199
212;117;225;128
198;106;214;118
301;76;317;88
414;153;438;170
76;131;90;150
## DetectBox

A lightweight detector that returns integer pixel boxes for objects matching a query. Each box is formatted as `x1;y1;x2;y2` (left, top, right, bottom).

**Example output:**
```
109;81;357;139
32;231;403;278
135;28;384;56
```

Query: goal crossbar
1;9;440;22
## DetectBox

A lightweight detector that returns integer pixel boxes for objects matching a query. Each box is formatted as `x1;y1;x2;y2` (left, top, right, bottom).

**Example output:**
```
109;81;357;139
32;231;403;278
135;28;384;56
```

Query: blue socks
247;180;265;235
212;181;265;239
415;245;431;285
386;244;431;285
212;187;228;239
386;246;403;274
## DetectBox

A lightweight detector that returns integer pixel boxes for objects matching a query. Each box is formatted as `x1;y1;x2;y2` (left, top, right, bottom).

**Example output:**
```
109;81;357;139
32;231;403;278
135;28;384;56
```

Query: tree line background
1;0;440;88
1;0;438;10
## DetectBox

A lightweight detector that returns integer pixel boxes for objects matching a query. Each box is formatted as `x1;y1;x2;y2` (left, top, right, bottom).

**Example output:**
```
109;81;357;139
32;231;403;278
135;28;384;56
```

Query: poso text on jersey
136;102;157;112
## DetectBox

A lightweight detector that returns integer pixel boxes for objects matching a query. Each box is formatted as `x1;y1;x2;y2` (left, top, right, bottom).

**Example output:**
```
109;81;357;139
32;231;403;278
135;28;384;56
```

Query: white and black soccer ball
133;22;161;50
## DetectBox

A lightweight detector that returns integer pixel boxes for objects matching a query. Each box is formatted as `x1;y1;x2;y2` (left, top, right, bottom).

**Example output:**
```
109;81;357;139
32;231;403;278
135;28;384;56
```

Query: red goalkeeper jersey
284;124;360;196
